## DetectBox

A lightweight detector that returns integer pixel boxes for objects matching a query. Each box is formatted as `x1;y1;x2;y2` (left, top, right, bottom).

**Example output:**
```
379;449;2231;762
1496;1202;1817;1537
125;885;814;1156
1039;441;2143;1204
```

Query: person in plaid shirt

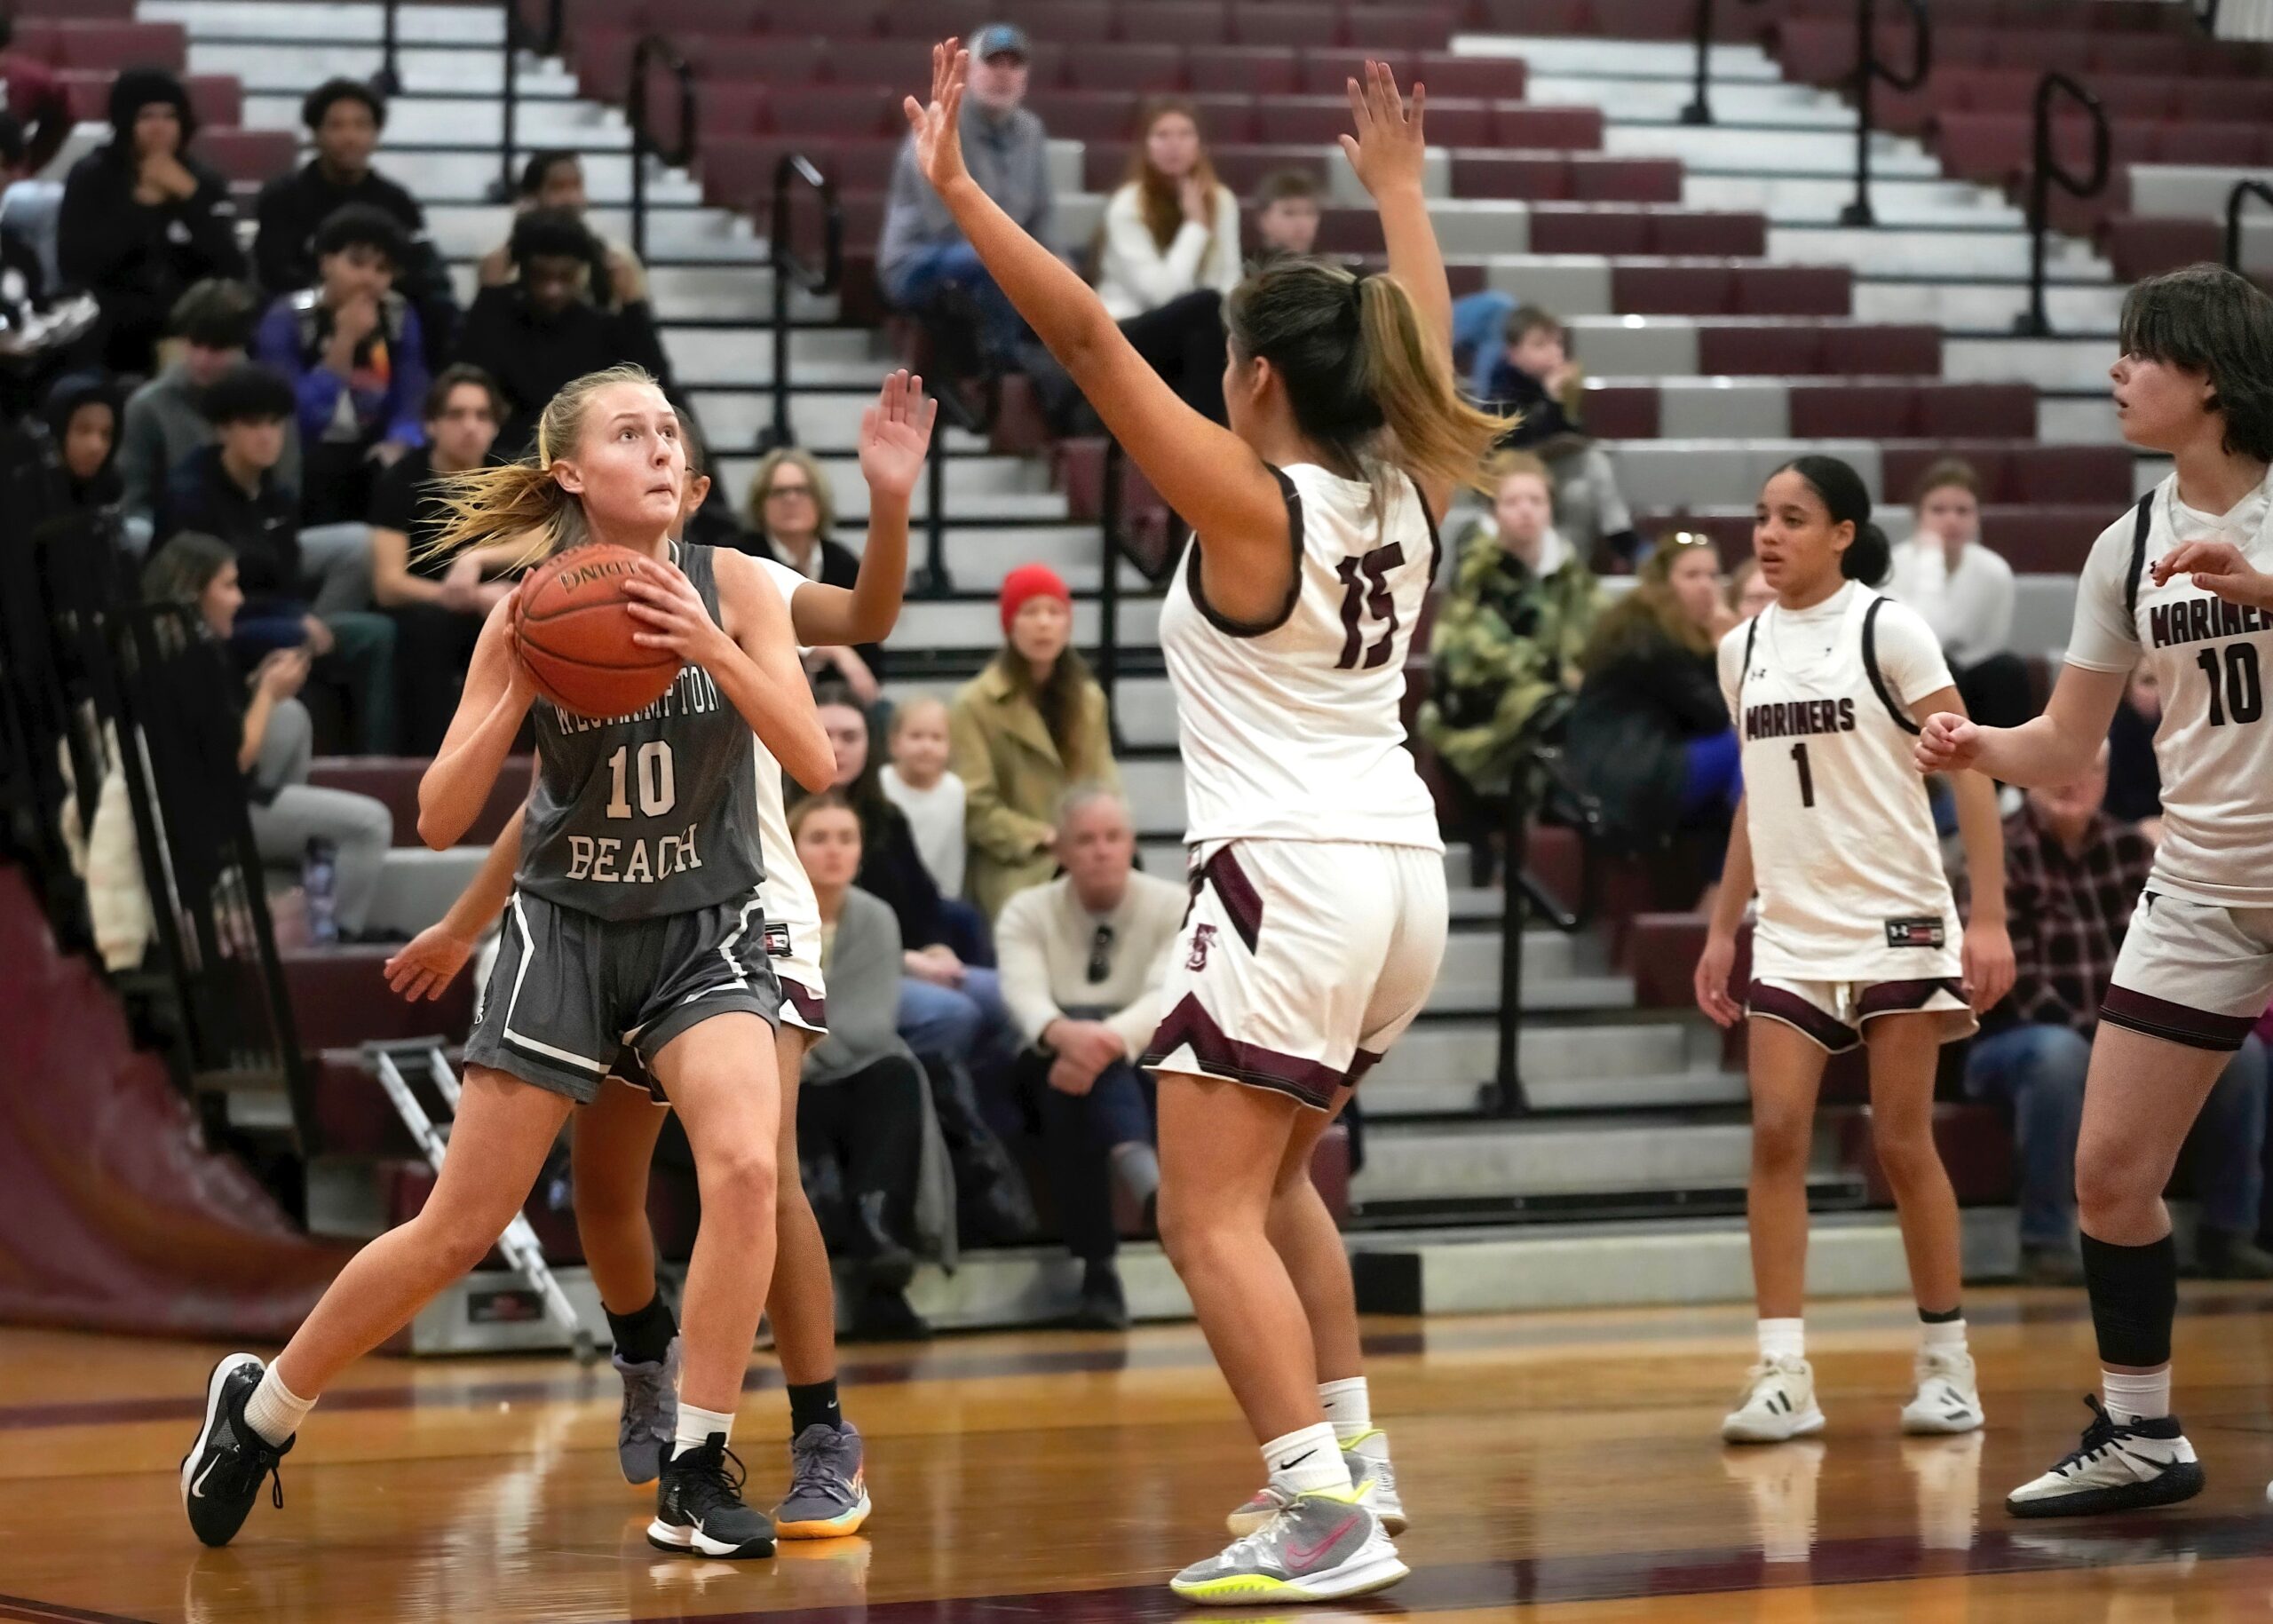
1965;742;2273;1284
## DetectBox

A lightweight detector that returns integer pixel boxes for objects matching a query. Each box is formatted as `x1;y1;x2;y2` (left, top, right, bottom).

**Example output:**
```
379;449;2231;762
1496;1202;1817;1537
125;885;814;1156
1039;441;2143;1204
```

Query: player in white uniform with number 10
1697;456;2014;1447
1917;265;2273;1518
381;371;935;1538
903;47;1500;1603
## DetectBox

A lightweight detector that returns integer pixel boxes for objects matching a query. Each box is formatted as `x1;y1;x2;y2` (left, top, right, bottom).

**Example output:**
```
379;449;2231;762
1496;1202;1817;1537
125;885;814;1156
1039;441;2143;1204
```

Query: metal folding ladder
364;1039;596;1363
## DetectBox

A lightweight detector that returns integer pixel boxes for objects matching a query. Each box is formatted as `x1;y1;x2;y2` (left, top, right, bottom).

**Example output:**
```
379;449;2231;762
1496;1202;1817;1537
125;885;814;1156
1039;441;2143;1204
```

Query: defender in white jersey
1917;266;2273;1519
1697;456;2014;1451
379;373;932;1539
903;48;1498;1601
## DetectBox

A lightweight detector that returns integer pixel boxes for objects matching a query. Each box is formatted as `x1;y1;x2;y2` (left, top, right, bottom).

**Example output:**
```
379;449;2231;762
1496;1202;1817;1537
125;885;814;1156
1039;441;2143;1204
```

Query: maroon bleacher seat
2102;215;2228;284
16;19;187;71
697;82;770;137
1525;205;1762;257
1413;50;1526;101
287;947;472;1053
644;0;768;32
58;70;241;129
1232;3;1352;48
995;0;1116;43
307;757;533;849
201;129;299;187
827;36;940;91
1188;46;1299;95
1121;2;1234;45
769;83;899;139
1062;43;1189;94
771;0;885;36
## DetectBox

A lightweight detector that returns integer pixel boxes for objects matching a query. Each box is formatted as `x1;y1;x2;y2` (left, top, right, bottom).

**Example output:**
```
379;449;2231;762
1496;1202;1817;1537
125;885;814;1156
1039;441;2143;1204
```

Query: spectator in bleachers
160;362;395;751
1420;449;1602;801
995;787;1183;1329
120;281;300;554
952;562;1120;921
2106;661;2165;844
475;150;645;315
1564;534;1739;869
1482;305;1641;565
59;67;246;376
45;371;123;519
1967;744;2273;1283
369;365;519;754
1095;98;1237;424
1248;169;1322;269
1727;556;1777;621
883;695;968;904
743;448;885;696
454;208;673;457
0;18;70;180
254;204;428;527
1887;458;2033;733
141;531;395;938
788;792;932;1340
878;22;1053;376
252;79;457;368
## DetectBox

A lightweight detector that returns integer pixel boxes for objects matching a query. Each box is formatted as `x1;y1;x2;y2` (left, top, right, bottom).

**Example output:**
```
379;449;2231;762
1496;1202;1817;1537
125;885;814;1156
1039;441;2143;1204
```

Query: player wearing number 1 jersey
1696;456;2014;1450
903;47;1502;1602
1917;265;2273;1519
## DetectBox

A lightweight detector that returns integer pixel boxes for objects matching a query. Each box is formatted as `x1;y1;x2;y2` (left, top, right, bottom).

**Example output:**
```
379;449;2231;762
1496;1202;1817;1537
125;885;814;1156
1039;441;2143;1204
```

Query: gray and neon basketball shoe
614;1335;681;1485
1172;1488;1407;1603
775;1422;872;1539
1227;1430;1407;1536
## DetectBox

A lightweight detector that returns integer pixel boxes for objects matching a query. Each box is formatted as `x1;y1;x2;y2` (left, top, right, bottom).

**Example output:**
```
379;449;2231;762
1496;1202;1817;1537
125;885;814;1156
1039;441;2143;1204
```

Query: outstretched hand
859;368;938;503
1339;59;1428;201
902;41;971;194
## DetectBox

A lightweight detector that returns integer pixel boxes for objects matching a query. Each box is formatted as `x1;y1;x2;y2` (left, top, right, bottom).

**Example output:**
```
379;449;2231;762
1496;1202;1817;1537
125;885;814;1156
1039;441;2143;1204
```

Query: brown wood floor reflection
4;1286;2273;1622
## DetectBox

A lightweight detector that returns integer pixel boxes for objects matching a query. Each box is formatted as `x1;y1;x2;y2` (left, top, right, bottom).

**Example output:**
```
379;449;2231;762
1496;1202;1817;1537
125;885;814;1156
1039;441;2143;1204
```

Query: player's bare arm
1914;662;2127;789
1912;684;2016;1013
418;593;537;849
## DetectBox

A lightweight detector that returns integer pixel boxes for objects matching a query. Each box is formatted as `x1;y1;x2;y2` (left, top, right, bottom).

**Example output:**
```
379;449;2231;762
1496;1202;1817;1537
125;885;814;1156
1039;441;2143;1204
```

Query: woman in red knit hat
948;560;1121;920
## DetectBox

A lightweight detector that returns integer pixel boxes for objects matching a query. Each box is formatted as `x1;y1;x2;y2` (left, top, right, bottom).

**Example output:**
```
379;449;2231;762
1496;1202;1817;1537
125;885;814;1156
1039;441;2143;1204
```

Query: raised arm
784;370;934;647
899;44;1287;582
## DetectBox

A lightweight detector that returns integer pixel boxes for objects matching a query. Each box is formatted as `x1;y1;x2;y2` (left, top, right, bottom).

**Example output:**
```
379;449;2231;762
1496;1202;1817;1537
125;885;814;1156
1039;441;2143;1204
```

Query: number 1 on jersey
605;741;677;819
1334;543;1406;670
1791;741;1815;809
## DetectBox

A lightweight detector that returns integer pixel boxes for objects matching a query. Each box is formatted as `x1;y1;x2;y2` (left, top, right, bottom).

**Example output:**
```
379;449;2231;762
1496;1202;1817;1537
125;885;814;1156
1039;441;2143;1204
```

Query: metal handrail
2194;0;2222;33
1679;0;1773;127
1840;0;1934;227
627;34;697;265
372;0;401;96
491;0;566;203
759;153;844;454
2014;74;2111;337
2229;178;2273;274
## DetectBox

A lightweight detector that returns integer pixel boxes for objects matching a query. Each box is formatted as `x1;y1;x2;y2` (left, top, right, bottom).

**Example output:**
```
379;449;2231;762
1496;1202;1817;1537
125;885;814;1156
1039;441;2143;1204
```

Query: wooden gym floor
4;1286;2273;1622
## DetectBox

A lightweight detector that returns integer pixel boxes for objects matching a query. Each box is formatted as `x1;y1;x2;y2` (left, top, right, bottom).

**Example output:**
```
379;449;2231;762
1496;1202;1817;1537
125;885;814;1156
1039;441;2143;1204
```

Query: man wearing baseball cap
877;21;1057;375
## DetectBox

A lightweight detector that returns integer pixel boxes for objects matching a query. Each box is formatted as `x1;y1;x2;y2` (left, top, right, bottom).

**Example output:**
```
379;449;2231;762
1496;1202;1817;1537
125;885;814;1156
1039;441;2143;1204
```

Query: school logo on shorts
1884;916;1946;949
1186;923;1218;972
763;921;792;960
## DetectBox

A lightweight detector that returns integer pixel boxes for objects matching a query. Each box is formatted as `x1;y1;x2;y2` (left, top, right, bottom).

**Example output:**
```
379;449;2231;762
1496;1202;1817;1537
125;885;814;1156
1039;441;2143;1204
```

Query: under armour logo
1186;923;1218;972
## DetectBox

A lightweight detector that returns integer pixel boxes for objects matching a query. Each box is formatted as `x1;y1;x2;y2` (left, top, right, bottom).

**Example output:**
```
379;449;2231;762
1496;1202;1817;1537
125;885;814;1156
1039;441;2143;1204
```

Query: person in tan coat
950;563;1120;919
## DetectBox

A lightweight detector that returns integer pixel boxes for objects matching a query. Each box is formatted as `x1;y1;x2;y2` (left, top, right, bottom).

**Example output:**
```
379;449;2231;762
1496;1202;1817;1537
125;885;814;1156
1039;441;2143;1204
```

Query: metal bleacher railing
491;0;566;203
1839;0;1933;228
1678;0;1772;128
2013;72;2111;337
759;153;844;456
2229;178;2273;274
626;33;696;267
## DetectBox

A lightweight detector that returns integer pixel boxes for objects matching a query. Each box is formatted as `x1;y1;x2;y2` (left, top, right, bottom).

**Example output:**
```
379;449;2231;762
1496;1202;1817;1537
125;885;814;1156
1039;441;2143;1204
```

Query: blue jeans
898;966;1018;1073
1453;289;1517;396
883;241;1026;368
1966;1024;2269;1248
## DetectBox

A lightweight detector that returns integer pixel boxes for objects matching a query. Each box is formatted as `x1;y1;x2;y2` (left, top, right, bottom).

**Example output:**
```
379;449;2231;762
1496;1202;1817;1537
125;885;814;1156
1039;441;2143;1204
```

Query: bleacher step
1353;1116;1765;1206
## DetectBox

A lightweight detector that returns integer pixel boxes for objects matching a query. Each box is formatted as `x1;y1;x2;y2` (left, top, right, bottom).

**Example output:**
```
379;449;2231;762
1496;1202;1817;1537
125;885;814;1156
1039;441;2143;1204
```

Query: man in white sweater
995;787;1185;1329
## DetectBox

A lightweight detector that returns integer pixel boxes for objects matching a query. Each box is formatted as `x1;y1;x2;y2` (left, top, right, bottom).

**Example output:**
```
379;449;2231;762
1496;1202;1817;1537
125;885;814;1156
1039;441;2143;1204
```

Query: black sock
605;1293;677;1367
2080;1232;2178;1367
788;1379;843;1435
1919;1303;1964;1324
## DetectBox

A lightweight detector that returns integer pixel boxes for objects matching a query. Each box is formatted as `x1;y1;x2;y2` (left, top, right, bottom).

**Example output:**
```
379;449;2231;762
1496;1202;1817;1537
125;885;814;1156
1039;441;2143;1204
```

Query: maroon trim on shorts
1143;993;1343;1111
780;976;827;1032
1346;1048;1385;1088
1202;844;1265;954
2100;984;2256;1052
1857;978;1966;1020
1746;979;1857;1053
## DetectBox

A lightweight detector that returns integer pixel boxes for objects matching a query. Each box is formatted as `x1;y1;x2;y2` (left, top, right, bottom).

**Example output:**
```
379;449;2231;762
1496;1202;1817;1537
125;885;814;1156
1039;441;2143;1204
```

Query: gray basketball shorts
464;887;782;1104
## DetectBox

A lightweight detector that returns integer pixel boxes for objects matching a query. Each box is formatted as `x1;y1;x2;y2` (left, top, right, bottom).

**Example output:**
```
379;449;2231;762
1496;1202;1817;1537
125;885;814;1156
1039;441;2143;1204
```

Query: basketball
511;543;683;719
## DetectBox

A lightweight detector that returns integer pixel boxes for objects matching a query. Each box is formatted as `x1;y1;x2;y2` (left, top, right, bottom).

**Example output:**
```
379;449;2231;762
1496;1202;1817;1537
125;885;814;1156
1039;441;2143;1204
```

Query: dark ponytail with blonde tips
1224;258;1510;501
1773;453;1891;587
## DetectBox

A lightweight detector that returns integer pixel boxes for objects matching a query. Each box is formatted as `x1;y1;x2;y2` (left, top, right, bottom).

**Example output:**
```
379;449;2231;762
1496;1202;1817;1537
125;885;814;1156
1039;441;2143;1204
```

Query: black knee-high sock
2079;1232;2177;1367
606;1293;677;1367
788;1379;843;1435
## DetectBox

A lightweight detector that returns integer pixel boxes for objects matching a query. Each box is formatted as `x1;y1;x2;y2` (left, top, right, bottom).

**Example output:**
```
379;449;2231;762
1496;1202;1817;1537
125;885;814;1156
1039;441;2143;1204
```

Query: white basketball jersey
2063;468;2273;909
752;558;821;960
1158;463;1444;851
1718;582;1960;980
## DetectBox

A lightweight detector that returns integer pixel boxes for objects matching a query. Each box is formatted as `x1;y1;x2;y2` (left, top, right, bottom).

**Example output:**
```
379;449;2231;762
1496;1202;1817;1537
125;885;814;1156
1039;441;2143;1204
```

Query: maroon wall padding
0;867;348;1338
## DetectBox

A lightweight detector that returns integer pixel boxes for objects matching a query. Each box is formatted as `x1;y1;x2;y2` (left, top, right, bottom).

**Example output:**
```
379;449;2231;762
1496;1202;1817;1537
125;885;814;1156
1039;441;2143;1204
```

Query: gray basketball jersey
518;542;764;921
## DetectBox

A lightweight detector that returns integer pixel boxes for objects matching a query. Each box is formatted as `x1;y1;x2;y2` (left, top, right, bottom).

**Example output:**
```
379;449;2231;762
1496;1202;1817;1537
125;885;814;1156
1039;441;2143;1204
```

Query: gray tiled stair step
244;96;627;148
1525;75;1849;129
712;472;1071;527
1769;226;2108;281
194;43;572;96
1351;1117;1765;1203
428;204;753;265
363;846;487;940
1947;337;2133;393
891;595;1160;656
699;391;1018;453
646;269;838;323
151;0;507;44
1686;175;2027;229
1454;36;1784;83
663;325;881;384
1853;281;2128;332
1604;123;1943;179
1346;1209;2021;1315
2039;397;2123;446
403;155;709;210
1360;1021;1746;1115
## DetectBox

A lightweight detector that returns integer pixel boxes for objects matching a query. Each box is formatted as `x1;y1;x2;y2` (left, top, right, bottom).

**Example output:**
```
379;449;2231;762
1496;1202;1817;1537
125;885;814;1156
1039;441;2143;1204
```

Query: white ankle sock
1758;1318;1806;1363
1318;1377;1371;1443
1920;1317;1968;1354
674;1401;736;1462
1262;1422;1350;1498
2103;1368;2171;1425
243;1366;315;1447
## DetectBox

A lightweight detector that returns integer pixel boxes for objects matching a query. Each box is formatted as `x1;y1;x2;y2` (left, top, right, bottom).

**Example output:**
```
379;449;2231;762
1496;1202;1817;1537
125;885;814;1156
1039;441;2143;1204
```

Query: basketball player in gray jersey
179;365;835;1562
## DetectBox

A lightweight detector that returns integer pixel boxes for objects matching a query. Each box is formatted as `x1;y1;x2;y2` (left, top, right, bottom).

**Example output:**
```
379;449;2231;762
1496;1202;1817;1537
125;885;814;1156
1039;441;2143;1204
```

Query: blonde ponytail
1357;274;1511;498
416;362;662;572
